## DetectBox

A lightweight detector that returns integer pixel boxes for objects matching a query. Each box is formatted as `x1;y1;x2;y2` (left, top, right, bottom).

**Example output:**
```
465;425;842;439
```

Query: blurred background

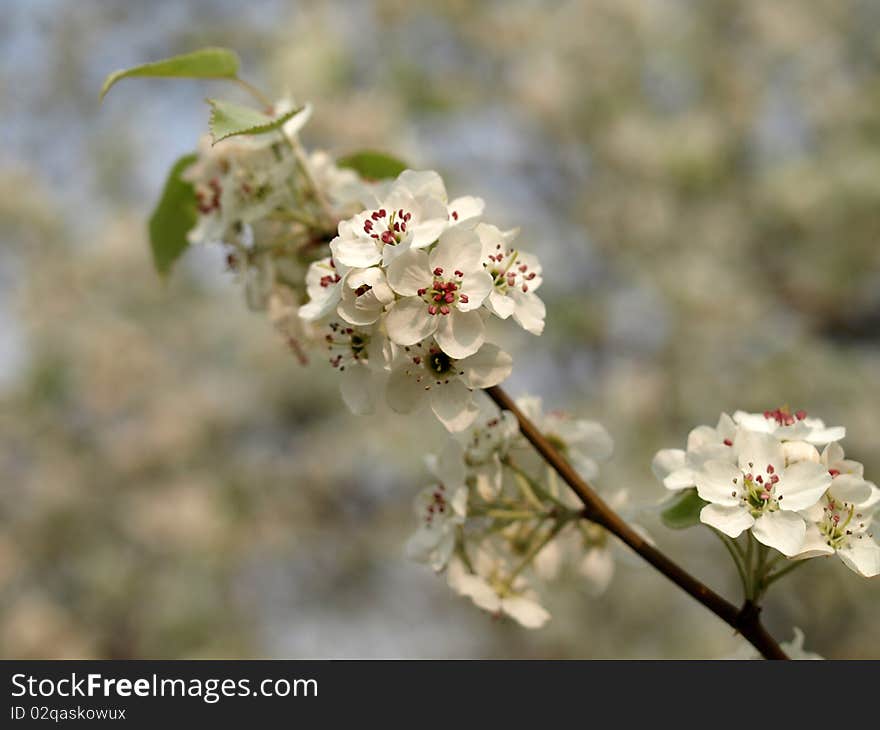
2;0;879;658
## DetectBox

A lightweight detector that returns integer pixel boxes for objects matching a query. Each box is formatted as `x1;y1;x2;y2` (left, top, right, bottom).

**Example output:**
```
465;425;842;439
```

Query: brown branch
484;385;788;660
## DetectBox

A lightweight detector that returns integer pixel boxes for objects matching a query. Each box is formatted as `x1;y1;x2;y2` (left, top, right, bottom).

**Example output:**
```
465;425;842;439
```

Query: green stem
762;559;807;590
503;458;571;512
712;530;749;600
744;533;755;599
236;78;273;109
502;519;567;591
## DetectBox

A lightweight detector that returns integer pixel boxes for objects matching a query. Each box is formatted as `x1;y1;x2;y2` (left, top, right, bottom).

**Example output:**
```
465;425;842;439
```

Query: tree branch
484;385;788;660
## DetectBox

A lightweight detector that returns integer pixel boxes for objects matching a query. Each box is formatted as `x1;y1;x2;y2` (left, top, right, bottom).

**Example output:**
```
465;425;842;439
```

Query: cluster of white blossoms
299;171;545;430
653;408;879;577
406;396;625;628
181;100;544;431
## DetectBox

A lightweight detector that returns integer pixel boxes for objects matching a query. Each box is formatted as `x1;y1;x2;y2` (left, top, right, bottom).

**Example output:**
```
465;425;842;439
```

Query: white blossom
513;396;613;482
384;227;493;359
695;430;831;555
330;170;449;268
733;408;845;445
405;440;469;571
652;413;738;491
446;547;550;629
385;341;512;432
460;405;520;500
476;223;545;335
794;445;880;577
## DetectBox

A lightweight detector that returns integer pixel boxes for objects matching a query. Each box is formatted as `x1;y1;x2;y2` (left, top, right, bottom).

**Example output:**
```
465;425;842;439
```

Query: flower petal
435;309;485;359
837;539;880;577
459;343;513;389
777;461;832;511
579;547;615;596
386;249;432;296
457;271;494;311
737;431;784;476
828;474;872;506
385;365;428;414
752;511;806;556
330;236;382;268
486;289;516;319
700;503;754;537
384;297;437;346
430;380;479;433
511;291;546;335
501;596;550;629
339;364;375;415
430;227;483;274
652;449;686;482
695;460;742;506
793;523;835;560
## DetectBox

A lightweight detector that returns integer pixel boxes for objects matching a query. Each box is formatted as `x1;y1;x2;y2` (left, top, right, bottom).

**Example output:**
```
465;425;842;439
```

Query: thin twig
484;385;788;660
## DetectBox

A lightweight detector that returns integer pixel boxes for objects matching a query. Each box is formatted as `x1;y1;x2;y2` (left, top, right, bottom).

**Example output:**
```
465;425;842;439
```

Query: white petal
339;364;375;415
430;227;483;274
652;449;686;482
448;195;484;224
430;380;480;433
752;511;806;556
337;286;383;326
385;365;428;414
511;291;546;335
737;431;785;476
435;309;485;359
700;503;754;537
793;523;835;560
459;344;513;389
457;271;494;311
386;249;432;296
501;596;550;629
330;236;382;268
298;285;341;322
805;426;845;445
733;411;775;433
384;297;437;346
397;169;447;200
837;539;880;577
486;289;516;319
687;425;719;452
777;461;832;511
580;547;615;595
434;439;466;489
446;560;499;612
828;474;872;506
409;193;448;249
695;461;742;506
664;467;697;491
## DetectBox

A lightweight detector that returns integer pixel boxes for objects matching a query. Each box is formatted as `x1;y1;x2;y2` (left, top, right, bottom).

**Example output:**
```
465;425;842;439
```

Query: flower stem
484;384;789;660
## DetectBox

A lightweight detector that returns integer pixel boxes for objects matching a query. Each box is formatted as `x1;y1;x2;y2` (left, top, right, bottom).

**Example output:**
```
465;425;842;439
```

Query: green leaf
660;488;707;530
336;150;408;180
149;154;199;278
207;98;299;144
101;47;240;100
